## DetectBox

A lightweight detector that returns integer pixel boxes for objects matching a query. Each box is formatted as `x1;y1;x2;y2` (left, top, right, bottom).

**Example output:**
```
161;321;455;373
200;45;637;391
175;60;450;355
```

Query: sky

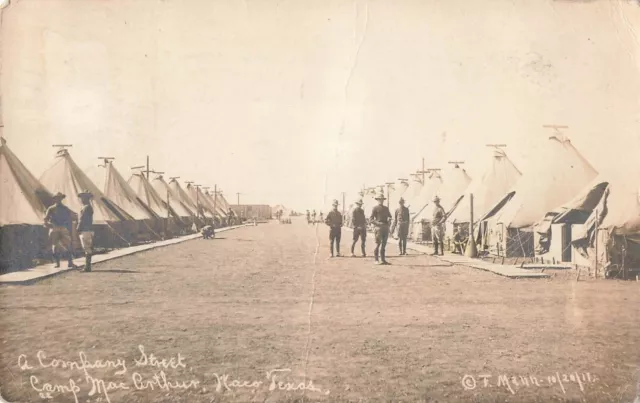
2;0;640;212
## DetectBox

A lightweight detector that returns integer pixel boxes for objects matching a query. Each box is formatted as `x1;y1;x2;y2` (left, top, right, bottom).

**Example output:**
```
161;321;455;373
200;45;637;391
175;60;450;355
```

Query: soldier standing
312;210;317;223
306;210;311;224
431;195;446;256
44;192;76;269
370;190;392;265
350;199;367;257
325;200;343;257
391;197;410;255
77;190;94;272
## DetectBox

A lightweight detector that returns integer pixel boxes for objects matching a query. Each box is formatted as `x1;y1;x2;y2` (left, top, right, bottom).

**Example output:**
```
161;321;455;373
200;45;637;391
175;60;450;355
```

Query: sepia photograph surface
1;0;640;402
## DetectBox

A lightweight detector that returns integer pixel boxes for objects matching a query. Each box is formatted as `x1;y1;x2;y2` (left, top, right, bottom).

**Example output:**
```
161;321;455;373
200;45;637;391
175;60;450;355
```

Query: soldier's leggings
374;226;389;262
351;227;367;255
329;227;341;255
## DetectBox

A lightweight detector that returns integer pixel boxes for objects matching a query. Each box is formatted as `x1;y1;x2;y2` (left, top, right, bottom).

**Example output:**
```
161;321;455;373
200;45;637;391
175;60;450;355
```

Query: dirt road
1;218;639;402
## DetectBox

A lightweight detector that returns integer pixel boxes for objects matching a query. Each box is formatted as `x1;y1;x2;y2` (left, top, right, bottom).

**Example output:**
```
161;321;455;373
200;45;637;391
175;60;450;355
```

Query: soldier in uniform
452;225;467;254
391;197;410;255
350;199;367;257
44;192;76;269
312;210;317;223
325;200;343;257
306;210;311;224
370;190;392;265
319;211;324;223
431;195;446;256
77;190;94;272
201;224;215;239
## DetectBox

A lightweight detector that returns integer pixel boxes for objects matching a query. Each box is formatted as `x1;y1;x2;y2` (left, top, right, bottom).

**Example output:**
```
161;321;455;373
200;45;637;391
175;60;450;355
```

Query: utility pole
465;193;478;258
341;192;346;215
213;185;218;222
416;157;430;184
146;155;150;179
236;192;241;206
385;182;395;207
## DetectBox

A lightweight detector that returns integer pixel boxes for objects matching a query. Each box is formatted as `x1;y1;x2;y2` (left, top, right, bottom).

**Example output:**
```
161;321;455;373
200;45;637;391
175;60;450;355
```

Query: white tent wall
151;176;197;220
570;164;640;277
449;148;522;227
0;139;55;270
128;172;187;236
103;163;158;221
128;173;177;219
103;162;164;242
168;179;204;230
204;191;227;221
481;135;598;257
496;135;598;230
184;184;215;223
0;140;54;226
39;149;137;249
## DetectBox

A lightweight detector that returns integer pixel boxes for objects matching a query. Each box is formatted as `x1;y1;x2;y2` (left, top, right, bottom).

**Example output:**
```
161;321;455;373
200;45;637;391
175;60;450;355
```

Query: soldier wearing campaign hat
350;199;367;257
392;197;410;255
431;195;446;256
370;190;392;265
325;199;343;257
44;192;76;269
77;190;95;272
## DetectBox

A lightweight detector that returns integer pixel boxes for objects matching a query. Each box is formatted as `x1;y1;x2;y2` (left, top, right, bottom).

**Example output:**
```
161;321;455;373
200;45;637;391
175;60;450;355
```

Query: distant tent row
0;139;233;271
339;133;639;279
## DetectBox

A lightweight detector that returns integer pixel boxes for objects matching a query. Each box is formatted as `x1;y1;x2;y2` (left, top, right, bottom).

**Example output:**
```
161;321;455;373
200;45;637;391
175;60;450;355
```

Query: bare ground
1;218;639;403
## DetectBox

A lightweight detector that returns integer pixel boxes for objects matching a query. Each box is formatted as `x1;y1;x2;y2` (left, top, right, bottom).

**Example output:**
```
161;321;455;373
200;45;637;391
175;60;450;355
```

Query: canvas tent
0;138;55;270
478;134;598;257
168;178;205;229
203;191;227;224
567;157;640;277
216;193;232;221
448;148;522;240
150;175;199;232
128;172;187;235
39;148;136;248
184;183;216;224
103;162;164;242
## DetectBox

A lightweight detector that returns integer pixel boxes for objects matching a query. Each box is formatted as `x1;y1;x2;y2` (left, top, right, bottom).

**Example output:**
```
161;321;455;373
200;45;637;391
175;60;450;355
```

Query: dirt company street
1;220;639;402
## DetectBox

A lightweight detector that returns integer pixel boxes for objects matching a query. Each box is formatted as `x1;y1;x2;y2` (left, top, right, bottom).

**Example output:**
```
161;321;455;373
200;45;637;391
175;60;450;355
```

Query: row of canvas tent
0;138;233;271
343;134;640;278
